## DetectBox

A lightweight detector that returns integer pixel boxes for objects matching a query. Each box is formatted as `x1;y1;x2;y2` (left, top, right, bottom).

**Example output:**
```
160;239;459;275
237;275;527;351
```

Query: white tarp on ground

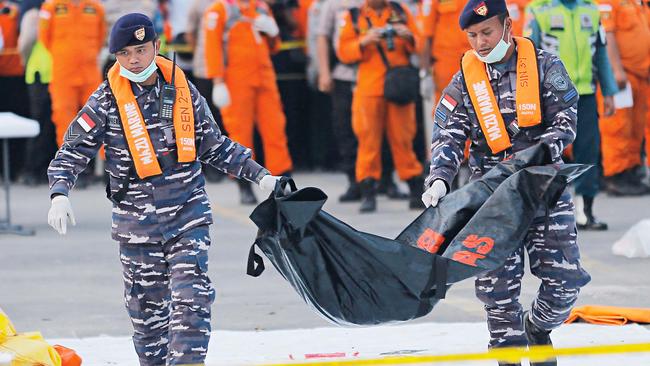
48;322;650;366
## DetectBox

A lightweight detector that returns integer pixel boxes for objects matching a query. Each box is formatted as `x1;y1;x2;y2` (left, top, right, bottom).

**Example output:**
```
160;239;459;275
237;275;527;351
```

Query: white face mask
474;19;511;64
118;51;158;83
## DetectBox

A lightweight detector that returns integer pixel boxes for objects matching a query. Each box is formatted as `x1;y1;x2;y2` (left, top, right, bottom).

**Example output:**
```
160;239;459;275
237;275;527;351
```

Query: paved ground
1;172;649;339
48;323;650;365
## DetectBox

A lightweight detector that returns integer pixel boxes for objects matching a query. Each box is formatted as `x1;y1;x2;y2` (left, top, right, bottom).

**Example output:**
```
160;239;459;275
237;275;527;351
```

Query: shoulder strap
362;15;391;69
107;63;163;179
349;7;361;34
459;50;512;154
513;37;542;127
375;42;391;69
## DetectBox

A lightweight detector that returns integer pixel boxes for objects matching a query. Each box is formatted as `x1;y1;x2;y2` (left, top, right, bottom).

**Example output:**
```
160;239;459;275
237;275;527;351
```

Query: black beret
109;13;156;53
459;0;508;30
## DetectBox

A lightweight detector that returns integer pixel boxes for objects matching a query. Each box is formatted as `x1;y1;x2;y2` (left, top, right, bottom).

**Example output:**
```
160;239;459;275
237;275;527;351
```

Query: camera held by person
376;24;396;50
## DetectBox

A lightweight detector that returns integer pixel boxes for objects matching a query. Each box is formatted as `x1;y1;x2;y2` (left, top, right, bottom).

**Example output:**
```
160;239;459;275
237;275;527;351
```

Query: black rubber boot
604;172;646;196
524;312;557;366
238;180;258;205
339;171;361;202
378;173;408;200
407;176;425;209
577;196;608;231
623;167;650;194
359;178;377;213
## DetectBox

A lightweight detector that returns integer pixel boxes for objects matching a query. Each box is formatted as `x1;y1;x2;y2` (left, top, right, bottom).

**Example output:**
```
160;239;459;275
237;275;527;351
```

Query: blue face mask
119;55;158;83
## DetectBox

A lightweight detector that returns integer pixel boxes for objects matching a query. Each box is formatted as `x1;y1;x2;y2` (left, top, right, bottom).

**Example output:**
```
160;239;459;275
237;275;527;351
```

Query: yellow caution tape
166;44;194;53
279;40;306;51
261;342;650;366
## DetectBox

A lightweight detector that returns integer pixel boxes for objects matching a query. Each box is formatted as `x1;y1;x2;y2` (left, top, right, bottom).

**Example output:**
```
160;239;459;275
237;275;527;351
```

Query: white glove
212;82;231;108
258;174;292;194
47;195;76;235
420;73;434;99
253;14;279;37
421;179;447;208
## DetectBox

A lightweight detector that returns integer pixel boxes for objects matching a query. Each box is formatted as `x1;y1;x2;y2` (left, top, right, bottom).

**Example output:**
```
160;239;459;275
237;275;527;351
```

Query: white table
0;112;40;236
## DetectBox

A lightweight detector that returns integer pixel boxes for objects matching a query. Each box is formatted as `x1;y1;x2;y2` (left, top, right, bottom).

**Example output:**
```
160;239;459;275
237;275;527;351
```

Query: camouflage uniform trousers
119;225;216;366
474;192;591;348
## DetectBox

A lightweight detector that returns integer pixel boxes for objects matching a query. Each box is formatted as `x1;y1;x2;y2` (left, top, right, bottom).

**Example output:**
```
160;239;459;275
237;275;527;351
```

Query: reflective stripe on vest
529;0;600;94
107;56;196;179
461;37;541;154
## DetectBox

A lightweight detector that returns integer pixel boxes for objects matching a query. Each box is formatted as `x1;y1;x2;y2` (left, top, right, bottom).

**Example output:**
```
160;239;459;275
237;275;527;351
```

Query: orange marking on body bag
451;235;496;266
417;228;446;253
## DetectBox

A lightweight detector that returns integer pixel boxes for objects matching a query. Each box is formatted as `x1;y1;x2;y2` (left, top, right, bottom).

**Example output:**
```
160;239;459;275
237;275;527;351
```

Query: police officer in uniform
46;14;285;366
421;1;590;364
524;0;618;229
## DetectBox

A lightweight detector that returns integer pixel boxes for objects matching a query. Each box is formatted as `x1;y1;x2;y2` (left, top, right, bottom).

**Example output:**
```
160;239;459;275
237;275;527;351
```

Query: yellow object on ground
566;305;650;325
0;309;61;366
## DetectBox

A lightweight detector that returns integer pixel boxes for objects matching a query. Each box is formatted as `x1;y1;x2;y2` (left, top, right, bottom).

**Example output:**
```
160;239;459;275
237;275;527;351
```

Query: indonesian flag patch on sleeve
76;113;96;132
440;94;458;111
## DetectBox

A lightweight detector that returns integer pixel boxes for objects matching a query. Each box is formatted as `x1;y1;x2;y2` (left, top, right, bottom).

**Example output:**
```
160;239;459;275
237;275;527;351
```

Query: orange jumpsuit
0;1;23;77
420;0;470;102
646;0;650;169
336;2;423;182
203;0;293;175
39;0;105;147
294;0;313;39
507;0;530;37
597;0;650;177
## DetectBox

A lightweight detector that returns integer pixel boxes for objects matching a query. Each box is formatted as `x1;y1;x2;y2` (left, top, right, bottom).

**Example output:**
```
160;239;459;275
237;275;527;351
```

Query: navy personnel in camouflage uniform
421;1;591;365
46;13;286;366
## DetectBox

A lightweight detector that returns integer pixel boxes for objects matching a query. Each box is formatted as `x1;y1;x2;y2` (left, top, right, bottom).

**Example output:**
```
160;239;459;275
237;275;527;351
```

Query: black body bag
246;145;589;326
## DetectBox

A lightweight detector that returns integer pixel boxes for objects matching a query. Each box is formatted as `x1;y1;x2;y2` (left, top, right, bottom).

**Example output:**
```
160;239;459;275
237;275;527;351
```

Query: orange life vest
107;56;196;179
461;37;541;154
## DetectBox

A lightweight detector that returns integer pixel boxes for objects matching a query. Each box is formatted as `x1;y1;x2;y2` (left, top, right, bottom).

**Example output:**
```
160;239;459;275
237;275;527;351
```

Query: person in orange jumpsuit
506;0;529;36
204;0;293;205
418;0;472;189
646;0;650;186
294;0;313;39
597;0;650;196
38;0;104;148
336;0;425;213
419;0;470;103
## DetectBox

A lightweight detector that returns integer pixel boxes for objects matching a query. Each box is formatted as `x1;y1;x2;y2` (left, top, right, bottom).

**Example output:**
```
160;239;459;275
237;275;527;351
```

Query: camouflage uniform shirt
48;74;268;243
426;47;579;188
